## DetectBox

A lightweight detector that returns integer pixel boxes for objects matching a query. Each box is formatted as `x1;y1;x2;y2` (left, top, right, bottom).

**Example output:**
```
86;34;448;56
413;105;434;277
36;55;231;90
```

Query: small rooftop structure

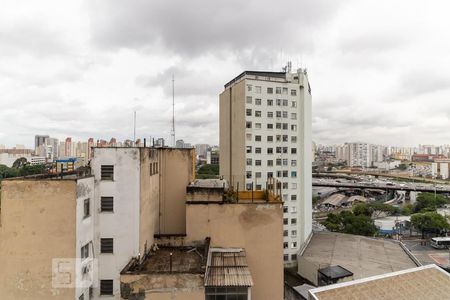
308;264;450;300
317;265;353;286
205;248;253;287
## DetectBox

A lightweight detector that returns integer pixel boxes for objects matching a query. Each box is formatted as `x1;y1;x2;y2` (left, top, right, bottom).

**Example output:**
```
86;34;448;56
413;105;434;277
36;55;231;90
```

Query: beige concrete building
0;146;195;300
120;179;284;300
0;175;95;300
219;70;313;265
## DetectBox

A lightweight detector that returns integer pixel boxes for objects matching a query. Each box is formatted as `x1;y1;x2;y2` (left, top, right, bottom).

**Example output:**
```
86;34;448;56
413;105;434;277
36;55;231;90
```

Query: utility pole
170;74;175;147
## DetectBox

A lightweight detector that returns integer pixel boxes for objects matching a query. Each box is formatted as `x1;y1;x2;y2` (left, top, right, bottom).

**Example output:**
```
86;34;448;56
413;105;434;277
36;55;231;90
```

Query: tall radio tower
170;74;175;147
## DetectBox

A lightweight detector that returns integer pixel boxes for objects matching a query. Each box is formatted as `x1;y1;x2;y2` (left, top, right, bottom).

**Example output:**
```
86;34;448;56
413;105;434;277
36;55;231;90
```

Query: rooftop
301;232;417;280
205;248;253;287
122;245;207;275
309;264;450;300
224;70;287;88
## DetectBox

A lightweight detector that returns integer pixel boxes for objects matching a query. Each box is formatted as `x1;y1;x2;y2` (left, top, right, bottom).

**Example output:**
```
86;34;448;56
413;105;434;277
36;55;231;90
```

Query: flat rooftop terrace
123;246;206;275
302;232;417;279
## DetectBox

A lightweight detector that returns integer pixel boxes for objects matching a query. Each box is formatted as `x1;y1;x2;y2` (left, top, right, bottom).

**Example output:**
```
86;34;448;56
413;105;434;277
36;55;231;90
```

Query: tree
197;164;219;179
398;163;408;170
413;193;449;213
18;164;46;176
12;157;28;169
0;164;18;179
353;203;399;218
411;212;450;238
323;210;378;236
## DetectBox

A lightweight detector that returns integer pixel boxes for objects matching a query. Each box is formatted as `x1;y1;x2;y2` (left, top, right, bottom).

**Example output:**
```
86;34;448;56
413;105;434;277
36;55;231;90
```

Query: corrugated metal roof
205;250;254;287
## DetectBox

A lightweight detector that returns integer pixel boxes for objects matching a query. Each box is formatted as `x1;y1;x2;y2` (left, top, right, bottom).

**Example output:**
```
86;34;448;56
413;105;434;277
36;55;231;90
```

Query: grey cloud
0;19;71;57
136;66;221;97
339;33;407;54
399;69;450;96
87;0;343;57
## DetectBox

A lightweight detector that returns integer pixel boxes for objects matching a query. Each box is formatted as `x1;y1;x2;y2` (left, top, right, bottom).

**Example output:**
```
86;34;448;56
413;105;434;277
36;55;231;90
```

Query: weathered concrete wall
158;148;195;234
0;180;77;300
186;203;284;300
139;148;159;257
298;256;319;286
186;187;223;202
219;79;246;187
120;273;204;300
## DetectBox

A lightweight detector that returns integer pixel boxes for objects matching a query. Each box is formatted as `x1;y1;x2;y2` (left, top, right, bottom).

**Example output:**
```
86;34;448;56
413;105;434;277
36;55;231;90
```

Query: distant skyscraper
34;135;49;154
219;69;312;265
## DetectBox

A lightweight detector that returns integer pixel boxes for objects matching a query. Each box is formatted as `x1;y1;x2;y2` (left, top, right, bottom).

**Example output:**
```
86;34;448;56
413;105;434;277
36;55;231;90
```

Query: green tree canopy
323;210;378;236
414;193;449;213
12;157;28;169
197;164;219;179
411;211;450;238
353;203;399;218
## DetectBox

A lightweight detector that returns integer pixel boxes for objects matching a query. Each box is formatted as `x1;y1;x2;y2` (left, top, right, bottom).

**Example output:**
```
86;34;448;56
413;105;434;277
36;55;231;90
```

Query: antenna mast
133;110;136;144
171;74;175;147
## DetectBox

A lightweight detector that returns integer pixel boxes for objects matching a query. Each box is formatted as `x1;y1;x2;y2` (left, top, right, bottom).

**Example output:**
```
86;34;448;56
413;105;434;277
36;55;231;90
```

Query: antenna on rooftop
133;110;137;144
170;74;175;147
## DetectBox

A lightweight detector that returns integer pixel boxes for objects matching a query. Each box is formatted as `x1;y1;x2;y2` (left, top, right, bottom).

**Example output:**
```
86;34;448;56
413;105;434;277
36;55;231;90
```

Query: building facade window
246;96;252;104
291;89;297;96
205;287;248;300
100;238;114;254
100;280;113;295
101;197;114;212
255;135;261;142
255;86;262;93
267;87;273;94
267;99;273;106
81;243;89;260
83;198;90;218
246;109;252;116
255;98;261;105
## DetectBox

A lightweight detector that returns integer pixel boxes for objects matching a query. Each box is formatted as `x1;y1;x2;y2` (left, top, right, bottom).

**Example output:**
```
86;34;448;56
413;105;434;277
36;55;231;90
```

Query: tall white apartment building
346;142;371;168
219;69;312;265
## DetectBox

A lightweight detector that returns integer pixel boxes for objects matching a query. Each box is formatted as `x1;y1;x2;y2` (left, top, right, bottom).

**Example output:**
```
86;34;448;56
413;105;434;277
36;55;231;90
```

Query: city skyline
2;1;450;147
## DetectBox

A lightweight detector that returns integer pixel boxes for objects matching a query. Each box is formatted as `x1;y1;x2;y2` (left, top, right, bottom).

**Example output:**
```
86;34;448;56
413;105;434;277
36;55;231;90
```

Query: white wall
91;148;141;299
76;177;96;300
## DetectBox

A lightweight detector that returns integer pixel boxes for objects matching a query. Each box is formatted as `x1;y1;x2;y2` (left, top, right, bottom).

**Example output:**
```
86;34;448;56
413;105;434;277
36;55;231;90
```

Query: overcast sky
1;0;450;148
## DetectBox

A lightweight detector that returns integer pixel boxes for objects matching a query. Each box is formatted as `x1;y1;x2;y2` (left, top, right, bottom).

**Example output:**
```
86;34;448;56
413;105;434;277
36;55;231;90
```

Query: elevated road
312;181;450;193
